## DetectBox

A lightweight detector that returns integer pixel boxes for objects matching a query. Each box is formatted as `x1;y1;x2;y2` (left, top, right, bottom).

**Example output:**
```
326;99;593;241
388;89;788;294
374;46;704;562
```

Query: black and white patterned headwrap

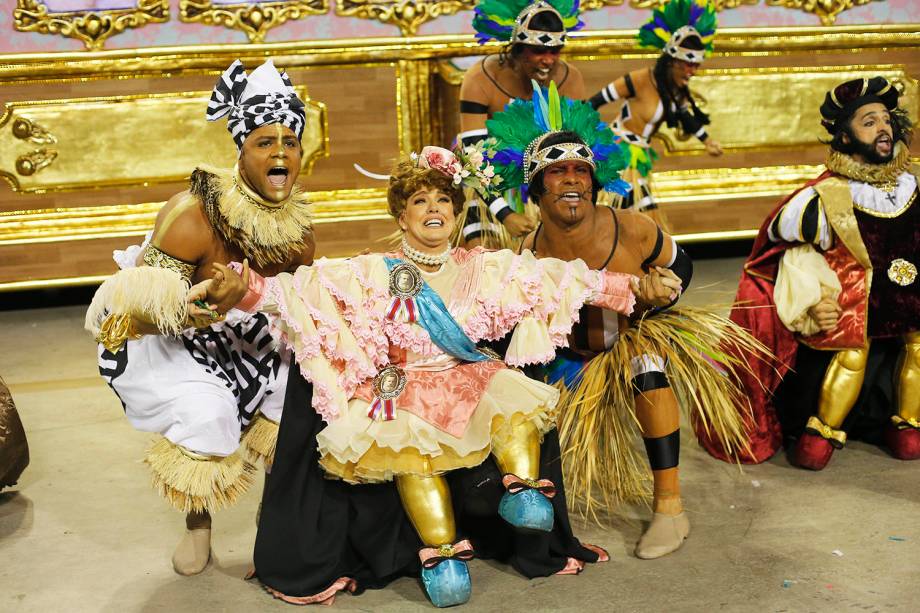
206;59;306;150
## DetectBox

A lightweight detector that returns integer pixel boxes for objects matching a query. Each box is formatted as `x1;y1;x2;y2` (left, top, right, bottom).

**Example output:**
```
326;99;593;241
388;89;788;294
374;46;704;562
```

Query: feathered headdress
637;0;717;64
485;81;630;202
473;0;583;46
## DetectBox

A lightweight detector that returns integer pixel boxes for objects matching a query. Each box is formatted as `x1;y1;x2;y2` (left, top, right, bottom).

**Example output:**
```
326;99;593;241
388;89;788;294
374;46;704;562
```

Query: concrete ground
0;257;916;613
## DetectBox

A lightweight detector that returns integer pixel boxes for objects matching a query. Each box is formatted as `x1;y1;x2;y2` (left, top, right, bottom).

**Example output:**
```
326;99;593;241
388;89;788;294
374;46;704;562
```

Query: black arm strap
641;227;665;270
588;90;607;110
624;73;636;98
644;232;693;312
669;243;693;293
460;100;489;114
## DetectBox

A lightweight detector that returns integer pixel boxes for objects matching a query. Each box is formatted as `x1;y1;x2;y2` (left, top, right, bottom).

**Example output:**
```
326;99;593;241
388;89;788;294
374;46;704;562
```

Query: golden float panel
0;163;853;246
655;66;919;155
335;0;474;36
1;26;920;290
0;87;328;194
0;187;389;246
179;0;328;43
13;0;169;51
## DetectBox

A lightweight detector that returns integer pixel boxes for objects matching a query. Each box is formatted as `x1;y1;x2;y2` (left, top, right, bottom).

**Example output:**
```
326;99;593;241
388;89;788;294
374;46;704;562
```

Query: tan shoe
635;512;690;560
171;528;211;576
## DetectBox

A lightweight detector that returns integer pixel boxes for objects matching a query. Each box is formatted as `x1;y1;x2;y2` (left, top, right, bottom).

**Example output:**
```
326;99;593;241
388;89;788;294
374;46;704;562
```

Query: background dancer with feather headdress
588;0;723;228
457;0;586;249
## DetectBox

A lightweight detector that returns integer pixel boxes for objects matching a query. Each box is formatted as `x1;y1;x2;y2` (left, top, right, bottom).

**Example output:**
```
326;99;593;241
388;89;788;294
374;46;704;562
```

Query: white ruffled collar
849;172;917;216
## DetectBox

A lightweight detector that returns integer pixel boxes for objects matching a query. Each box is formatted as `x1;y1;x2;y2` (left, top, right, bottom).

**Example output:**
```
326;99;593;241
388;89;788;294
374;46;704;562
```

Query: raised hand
630;266;683;307
207;259;250;314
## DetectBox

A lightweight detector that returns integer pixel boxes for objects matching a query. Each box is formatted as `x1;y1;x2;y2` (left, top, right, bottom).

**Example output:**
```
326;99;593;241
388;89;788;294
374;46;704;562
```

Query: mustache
551;188;593;203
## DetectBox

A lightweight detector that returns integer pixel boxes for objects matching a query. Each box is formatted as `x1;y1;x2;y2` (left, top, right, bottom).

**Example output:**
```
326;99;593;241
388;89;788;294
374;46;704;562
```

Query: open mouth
535;68;551;80
267;166;289;188
560;191;582;203
423;218;444;228
876;135;892;151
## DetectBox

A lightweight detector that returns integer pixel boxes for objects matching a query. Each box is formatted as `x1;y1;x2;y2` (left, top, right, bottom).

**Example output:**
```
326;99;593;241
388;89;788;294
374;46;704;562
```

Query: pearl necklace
401;237;451;267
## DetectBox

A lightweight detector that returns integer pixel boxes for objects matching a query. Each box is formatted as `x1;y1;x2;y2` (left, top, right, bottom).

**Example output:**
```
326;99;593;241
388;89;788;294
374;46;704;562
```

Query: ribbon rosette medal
368;365;407;421
387;263;424;322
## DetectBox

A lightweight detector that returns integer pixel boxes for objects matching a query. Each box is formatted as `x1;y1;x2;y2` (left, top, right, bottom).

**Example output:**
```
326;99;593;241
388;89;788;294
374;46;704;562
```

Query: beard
850;132;895;164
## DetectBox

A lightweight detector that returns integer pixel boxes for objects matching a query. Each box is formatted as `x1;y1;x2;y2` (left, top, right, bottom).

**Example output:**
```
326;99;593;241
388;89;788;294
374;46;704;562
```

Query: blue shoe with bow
497;474;556;532
419;541;474;607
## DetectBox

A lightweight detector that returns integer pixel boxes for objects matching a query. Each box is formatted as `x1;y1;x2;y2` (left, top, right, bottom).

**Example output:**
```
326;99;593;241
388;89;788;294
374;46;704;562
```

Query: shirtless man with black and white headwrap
85;59;314;576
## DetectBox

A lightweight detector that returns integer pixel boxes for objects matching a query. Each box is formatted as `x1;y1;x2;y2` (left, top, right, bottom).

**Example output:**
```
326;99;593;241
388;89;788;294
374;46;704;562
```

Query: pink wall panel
1;1;918;54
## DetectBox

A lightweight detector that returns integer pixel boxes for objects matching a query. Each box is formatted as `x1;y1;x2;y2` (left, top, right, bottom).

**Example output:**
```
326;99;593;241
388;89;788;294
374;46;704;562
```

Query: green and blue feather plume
486;81;630;202
473;0;583;45
637;0;717;55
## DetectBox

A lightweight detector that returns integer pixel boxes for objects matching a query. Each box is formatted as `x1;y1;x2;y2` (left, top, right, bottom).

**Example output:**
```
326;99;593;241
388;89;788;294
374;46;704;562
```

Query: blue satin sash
384;257;489;363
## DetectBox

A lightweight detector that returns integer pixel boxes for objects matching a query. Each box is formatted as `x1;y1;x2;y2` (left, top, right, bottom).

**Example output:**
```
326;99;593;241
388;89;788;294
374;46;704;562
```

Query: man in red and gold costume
706;77;920;469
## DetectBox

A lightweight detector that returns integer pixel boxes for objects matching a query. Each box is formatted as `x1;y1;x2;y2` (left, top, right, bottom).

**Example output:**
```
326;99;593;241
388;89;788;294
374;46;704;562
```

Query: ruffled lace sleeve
463;250;635;367
234;256;392;423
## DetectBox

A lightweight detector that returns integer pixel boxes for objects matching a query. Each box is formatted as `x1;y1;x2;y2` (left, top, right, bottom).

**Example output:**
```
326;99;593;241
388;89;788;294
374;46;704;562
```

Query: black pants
252;364;599;599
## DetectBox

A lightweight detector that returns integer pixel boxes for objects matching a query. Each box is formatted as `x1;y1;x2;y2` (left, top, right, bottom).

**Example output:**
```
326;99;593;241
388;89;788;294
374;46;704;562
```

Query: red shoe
885;416;920;460
794;416;846;470
794;432;836;470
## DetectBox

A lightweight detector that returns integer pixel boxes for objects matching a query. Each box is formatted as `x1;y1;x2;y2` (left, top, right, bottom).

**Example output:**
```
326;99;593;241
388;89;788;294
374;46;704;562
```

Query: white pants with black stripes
98;310;288;457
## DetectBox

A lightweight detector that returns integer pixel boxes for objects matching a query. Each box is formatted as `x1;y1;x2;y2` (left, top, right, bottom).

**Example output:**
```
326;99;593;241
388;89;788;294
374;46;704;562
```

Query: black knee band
644;429;680;471
632;371;669;394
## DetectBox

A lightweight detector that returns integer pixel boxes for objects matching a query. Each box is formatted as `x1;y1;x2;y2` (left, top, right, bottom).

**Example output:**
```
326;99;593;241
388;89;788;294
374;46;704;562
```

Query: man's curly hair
386;159;465;220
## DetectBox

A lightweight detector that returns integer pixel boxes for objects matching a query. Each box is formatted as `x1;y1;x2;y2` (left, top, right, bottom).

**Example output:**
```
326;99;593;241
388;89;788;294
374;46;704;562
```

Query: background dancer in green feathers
458;0;585;248
588;0;723;229
488;82;760;560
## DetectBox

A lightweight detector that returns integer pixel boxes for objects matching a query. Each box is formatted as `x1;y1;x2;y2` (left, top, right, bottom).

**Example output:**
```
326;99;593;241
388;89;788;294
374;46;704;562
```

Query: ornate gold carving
13;0;169;51
0;87;328;194
335;0;474;36
15;149;57;176
11;117;57;145
179;0;328;43
765;0;884;26
652;66;918;155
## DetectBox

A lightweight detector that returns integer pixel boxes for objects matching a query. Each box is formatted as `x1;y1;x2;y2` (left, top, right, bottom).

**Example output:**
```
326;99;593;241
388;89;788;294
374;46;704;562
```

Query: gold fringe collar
191;164;313;268
826;142;911;190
